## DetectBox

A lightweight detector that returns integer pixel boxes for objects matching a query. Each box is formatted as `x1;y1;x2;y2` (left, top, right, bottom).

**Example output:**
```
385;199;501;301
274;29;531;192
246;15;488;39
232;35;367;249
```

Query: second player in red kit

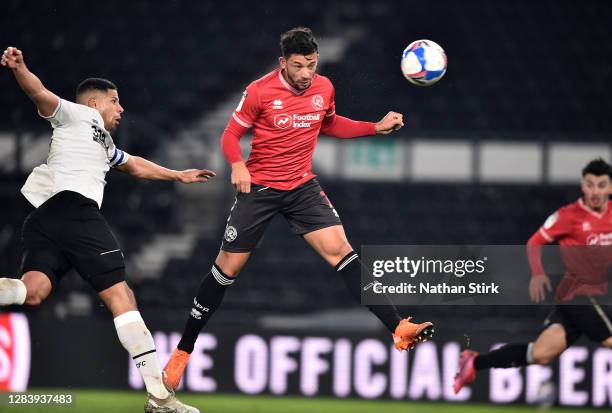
454;158;612;395
163;27;435;390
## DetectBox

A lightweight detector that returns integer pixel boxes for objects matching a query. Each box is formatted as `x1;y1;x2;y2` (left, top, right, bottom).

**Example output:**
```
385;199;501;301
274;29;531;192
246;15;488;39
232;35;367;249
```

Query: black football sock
177;264;234;353
336;251;402;333
474;343;529;370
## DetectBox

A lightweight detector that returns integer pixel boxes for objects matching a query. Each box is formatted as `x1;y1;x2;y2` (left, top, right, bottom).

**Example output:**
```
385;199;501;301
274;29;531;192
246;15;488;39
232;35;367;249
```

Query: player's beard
285;69;311;91
587;195;605;211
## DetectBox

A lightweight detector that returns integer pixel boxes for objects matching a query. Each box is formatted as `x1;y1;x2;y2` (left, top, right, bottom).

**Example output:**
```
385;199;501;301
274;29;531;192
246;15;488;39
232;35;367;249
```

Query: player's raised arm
321;111;404;138
374;111;405;134
116;155;215;184
1;47;59;117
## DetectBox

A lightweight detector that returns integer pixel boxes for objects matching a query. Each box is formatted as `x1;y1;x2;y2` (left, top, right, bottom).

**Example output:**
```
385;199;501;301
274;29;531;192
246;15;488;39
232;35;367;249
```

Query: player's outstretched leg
164;262;236;389
99;282;199;413
454;325;568;393
334;251;434;350
453;344;530;394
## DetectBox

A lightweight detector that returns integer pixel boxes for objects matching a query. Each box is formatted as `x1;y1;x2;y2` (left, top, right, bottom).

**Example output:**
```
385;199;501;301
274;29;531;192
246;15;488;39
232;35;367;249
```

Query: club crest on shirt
224;225;238;242
311;94;324;111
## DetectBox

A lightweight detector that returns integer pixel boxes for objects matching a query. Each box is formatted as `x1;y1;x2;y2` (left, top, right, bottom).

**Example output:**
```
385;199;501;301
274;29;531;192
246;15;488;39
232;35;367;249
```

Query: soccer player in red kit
454;158;612;394
163;27;434;389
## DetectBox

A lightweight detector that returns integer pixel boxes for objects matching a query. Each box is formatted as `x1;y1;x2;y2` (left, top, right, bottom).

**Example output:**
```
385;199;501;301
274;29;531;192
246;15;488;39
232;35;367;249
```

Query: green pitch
1;390;605;413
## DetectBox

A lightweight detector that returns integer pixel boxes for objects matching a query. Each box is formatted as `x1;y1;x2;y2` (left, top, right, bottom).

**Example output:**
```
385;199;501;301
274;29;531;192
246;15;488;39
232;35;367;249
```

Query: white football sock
0;278;27;306
114;311;169;400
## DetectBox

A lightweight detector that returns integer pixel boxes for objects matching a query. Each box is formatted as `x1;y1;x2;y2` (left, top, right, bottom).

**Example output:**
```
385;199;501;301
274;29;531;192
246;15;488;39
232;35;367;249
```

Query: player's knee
216;264;241;278
215;251;248;277
20;271;51;306
328;243;354;267
24;289;46;306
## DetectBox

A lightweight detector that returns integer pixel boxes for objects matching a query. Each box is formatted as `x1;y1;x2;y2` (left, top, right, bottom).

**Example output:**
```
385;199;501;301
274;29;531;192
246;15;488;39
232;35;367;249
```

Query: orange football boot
392;317;434;351
162;348;191;390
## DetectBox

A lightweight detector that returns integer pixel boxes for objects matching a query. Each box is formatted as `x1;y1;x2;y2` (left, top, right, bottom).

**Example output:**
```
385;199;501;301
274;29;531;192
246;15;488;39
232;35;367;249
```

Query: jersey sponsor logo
272;99;283;109
224;225;238;242
292;113;320;128
274;113;322;129
311;94;324;110
543;212;559;229
274;114;292;129
586;232;612;245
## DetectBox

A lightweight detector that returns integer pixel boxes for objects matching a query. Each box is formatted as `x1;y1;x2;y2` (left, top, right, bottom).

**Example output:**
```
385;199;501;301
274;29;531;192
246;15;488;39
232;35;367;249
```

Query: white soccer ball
401;39;447;86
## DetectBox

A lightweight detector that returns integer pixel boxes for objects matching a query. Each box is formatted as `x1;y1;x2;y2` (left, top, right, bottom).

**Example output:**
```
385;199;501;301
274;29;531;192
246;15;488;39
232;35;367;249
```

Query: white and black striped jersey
21;98;130;208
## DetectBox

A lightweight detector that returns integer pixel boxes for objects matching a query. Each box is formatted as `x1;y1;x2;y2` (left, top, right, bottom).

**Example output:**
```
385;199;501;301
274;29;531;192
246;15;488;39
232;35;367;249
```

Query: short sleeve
325;86;336;118
108;146;130;168
231;83;261;128
539;209;571;242
104;135;130;168
38;98;80;127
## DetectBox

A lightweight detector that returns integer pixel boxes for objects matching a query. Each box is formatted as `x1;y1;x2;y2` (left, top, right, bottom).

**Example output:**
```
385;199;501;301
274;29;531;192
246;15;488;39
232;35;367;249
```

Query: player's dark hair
76;78;117;100
280;27;318;58
582;158;612;178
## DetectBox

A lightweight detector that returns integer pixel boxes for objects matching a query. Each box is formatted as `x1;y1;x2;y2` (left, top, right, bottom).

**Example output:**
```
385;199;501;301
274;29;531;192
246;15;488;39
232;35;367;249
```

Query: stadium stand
0;0;610;325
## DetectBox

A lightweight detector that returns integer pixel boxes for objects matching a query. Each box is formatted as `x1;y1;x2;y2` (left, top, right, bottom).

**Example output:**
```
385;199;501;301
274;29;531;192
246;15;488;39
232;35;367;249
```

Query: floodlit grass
0;390;604;413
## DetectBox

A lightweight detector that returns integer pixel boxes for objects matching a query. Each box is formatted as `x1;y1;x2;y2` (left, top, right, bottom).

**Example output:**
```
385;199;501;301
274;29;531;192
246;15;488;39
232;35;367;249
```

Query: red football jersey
231;69;335;190
538;198;612;301
539;198;612;246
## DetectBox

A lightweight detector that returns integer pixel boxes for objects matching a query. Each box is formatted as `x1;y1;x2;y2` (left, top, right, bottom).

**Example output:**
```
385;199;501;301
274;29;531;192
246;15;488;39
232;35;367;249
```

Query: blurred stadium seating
0;0;610;326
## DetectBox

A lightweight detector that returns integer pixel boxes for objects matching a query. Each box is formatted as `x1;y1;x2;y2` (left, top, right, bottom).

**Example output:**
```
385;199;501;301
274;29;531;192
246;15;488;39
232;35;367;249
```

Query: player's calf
531;346;559;365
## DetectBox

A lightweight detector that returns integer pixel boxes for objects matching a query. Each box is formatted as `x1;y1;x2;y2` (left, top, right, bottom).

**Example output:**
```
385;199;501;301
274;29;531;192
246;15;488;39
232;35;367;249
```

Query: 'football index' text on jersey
273;113;321;129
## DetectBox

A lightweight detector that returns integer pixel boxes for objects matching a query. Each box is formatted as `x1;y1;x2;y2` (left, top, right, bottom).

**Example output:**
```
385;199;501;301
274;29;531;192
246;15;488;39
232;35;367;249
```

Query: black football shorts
221;178;342;252
20;190;126;292
542;301;612;345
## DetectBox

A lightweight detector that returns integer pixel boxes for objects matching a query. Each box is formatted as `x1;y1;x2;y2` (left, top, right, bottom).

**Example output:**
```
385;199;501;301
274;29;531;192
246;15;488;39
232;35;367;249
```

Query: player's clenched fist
1;47;25;69
375;111;404;135
231;161;251;193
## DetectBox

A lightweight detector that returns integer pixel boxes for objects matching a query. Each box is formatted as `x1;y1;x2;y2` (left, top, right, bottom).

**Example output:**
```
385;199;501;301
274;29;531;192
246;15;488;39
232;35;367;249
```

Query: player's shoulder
314;73;334;90
248;69;279;91
542;201;577;228
62;98;99;118
557;199;584;219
